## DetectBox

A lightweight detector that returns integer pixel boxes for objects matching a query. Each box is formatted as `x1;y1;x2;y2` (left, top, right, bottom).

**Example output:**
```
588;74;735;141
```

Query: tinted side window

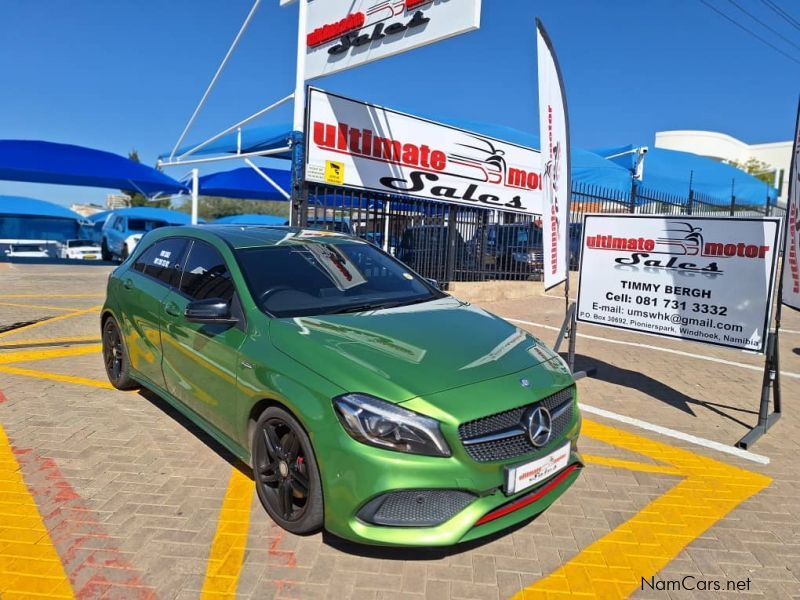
133;243;158;274
132;238;188;287
180;240;235;301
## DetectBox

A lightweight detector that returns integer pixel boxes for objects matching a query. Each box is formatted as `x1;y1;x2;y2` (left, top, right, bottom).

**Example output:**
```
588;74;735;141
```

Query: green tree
120;150;172;208
176;196;289;221
726;157;776;186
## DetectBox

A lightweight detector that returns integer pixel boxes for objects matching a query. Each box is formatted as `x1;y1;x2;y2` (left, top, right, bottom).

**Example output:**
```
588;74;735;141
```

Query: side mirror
426;278;441;290
185;298;237;324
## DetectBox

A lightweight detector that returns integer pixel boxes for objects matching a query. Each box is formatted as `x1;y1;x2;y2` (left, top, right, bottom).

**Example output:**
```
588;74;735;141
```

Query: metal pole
190;168;199;225
293;0;308;133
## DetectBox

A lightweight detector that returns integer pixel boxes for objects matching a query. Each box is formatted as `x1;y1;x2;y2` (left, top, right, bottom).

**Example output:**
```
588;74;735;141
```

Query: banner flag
781;98;800;311
537;19;570;291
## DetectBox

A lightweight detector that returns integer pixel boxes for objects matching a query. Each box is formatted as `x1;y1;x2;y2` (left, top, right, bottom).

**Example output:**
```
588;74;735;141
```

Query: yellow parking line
0;366;113;389
0;294;103;299
0;425;75;599
514;419;771;599
0;302;82;312
581;454;682;476
200;468;253;598
0;345;101;365
0;305;101;339
0;336;100;349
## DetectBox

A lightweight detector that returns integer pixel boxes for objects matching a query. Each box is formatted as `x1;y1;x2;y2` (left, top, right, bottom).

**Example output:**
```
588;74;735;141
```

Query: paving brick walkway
0;263;797;599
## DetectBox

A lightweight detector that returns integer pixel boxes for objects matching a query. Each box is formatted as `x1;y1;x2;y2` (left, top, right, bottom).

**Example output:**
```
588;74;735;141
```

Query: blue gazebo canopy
0;140;187;195
197;167;291;201
595;145;777;205
0;195;83;219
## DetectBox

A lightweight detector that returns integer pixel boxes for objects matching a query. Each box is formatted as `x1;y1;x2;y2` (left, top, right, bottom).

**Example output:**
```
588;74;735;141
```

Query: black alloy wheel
101;317;137;390
252;406;323;534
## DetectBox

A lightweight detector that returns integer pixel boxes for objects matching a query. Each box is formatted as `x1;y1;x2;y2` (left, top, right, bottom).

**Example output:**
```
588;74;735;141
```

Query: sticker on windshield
402;272;413;280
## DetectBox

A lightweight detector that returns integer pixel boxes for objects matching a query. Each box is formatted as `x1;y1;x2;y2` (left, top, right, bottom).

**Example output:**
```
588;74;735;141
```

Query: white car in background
59;239;102;260
4;243;49;258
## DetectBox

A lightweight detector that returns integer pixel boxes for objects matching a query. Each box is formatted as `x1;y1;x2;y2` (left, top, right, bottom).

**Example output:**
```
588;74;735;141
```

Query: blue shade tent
0;140;187;195
166;124;293;161
197;167;291;200
595;145;777;206
0;195;83;242
212;214;286;225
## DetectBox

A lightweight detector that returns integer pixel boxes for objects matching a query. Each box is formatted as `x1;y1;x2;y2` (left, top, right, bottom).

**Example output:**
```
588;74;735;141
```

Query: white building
655;130;792;204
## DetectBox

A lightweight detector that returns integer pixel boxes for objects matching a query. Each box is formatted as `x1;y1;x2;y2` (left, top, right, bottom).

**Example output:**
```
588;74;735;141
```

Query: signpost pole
290;0;308;227
190;168;199;225
735;98;798;448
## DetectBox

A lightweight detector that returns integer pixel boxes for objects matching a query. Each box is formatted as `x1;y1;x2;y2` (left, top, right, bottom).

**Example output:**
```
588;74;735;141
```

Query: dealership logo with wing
585;222;773;275
307;0;434;56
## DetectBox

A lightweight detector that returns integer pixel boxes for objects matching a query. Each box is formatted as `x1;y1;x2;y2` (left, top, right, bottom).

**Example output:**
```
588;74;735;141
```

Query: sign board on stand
577;214;780;353
302;0;482;80
305;87;543;215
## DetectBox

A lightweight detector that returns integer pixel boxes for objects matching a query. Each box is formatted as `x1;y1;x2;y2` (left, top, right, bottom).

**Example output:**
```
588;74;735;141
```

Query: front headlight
333;393;451;457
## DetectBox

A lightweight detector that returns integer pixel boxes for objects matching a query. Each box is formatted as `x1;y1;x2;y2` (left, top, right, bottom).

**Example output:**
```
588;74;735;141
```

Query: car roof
161;224;356;250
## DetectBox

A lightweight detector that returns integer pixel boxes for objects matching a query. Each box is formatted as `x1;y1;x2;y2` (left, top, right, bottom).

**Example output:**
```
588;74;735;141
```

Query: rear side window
180;240;235;302
132;238;189;287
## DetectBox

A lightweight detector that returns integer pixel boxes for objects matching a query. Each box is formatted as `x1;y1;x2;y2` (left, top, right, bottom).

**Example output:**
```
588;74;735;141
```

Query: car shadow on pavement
571;353;758;429
137;388;253;479
136;388;540;557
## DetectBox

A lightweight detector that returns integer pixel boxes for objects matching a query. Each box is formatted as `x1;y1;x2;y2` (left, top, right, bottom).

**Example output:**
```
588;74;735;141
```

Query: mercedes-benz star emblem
524;406;552;448
520;378;531;388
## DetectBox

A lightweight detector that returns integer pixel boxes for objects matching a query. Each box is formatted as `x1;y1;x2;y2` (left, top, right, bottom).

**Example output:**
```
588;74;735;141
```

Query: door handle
123;278;133;290
164;301;181;317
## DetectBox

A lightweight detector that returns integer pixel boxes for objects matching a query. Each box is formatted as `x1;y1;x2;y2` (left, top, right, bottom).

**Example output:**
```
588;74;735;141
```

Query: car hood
269;296;558;401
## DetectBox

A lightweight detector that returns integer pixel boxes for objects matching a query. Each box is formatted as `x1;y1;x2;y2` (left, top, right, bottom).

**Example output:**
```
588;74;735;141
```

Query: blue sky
1;0;799;206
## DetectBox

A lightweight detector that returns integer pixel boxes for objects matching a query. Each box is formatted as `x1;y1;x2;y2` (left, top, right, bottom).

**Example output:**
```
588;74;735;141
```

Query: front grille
458;387;575;463
357;489;476;527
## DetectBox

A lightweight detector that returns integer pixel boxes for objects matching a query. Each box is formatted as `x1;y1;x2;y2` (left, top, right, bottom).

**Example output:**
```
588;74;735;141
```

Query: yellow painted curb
513;419;772;599
200;468;253;599
0;345;102;365
0;305;101;340
0;426;75;599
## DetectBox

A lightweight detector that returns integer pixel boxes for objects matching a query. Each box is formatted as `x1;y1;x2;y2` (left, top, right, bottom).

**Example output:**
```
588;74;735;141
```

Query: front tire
252;406;324;535
102;317;138;390
101;239;111;261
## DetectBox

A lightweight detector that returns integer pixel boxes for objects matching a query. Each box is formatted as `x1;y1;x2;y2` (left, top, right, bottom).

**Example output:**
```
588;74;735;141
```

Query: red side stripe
474;463;580;526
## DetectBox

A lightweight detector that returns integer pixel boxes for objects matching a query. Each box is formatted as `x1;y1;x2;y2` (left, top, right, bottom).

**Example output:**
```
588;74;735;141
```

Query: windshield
238;239;444;318
489;225;542;246
68;240;95;247
12;245;43;252
128;219;168;232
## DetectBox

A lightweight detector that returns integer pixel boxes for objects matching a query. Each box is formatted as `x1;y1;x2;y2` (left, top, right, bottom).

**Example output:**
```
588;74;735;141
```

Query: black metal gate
297;181;783;287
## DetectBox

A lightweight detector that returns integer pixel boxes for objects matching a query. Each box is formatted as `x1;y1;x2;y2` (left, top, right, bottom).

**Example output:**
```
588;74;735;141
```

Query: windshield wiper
326;301;405;314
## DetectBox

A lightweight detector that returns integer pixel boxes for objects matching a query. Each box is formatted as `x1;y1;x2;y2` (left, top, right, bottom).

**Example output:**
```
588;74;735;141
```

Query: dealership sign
303;0;481;80
782;99;800;311
537;19;570;291
305;88;543;215
577;215;780;352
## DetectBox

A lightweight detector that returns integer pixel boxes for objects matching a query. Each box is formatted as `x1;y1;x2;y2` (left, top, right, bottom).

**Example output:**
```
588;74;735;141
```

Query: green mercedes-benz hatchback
101;225;582;546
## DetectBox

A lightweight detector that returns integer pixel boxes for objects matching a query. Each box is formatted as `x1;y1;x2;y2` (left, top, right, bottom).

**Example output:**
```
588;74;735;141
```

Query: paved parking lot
0;262;798;599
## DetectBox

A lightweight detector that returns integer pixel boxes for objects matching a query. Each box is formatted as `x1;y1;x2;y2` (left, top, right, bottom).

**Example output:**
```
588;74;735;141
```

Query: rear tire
252;406;324;535
102;317;138;390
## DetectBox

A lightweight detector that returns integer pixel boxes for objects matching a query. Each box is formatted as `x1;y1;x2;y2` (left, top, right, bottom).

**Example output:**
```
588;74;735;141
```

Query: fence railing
298;180;783;287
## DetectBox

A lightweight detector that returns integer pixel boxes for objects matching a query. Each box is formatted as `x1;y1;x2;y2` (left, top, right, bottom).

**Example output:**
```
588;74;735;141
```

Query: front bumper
316;358;582;546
